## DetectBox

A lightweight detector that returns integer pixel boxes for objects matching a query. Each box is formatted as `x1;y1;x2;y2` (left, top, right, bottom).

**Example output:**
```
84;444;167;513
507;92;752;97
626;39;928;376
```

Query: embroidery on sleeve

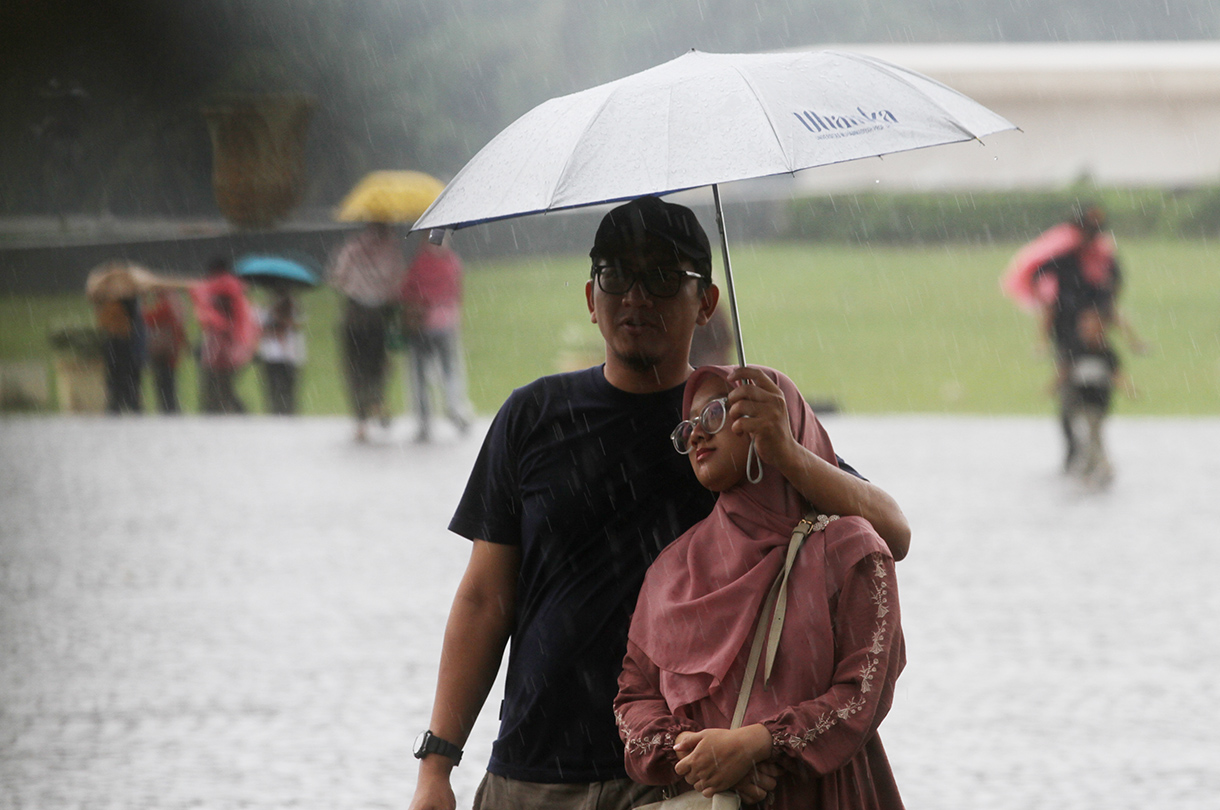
774;711;836;751
626;731;673;756
858;655;879;693
774;553;893;752
869;625;886;655
870;556;890;619
615;709;673;755
835;695;866;720
859;554;891;694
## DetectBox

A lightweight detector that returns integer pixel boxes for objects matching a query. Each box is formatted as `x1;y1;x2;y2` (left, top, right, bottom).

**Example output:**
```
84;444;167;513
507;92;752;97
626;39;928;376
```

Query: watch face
413;729;461;763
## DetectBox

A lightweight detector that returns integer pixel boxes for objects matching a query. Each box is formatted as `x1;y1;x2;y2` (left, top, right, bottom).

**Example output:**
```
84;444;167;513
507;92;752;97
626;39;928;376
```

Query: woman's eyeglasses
591;262;705;298
671;397;729;454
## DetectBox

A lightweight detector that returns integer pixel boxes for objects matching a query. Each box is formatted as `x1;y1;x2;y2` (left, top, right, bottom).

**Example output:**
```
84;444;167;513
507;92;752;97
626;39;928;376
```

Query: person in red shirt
400;234;473;441
189;257;259;414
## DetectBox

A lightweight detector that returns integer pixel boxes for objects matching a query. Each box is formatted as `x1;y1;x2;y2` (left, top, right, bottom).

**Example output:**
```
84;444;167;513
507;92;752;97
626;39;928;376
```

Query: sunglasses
670;396;729;454
591;262;705;298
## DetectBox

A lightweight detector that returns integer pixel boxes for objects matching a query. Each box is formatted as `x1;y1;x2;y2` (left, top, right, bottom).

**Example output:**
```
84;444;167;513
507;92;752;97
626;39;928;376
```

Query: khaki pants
472;772;666;810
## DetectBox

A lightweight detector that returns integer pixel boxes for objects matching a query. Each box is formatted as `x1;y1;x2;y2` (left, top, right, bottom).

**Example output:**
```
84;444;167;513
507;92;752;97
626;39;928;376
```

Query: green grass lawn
4;238;1218;415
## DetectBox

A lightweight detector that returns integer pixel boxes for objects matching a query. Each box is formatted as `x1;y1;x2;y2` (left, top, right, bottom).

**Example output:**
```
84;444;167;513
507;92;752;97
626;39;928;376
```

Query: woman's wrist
768;431;808;481
741;723;774;763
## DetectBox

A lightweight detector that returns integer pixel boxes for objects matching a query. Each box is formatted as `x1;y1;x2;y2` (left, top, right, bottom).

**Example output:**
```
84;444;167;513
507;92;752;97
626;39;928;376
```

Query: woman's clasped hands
673;724;777;803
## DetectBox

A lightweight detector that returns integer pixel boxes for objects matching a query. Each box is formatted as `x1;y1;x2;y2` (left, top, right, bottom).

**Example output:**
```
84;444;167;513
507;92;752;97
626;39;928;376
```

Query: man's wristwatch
413;730;463;765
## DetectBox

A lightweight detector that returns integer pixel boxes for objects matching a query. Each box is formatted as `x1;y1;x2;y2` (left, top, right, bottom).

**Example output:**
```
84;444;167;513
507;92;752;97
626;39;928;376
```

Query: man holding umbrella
410;196;910;810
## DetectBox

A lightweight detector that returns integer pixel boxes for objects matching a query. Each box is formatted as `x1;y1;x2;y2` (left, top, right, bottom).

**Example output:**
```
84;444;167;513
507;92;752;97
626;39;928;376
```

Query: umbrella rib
727;63;796;173
548;86;627;209
548;56;694;206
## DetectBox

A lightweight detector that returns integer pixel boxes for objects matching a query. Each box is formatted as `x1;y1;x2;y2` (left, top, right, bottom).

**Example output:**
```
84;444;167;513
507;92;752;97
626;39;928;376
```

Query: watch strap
415;730;463;765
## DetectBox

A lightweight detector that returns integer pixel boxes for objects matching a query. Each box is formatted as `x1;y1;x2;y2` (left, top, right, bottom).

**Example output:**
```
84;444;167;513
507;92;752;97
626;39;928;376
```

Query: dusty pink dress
614;366;905;810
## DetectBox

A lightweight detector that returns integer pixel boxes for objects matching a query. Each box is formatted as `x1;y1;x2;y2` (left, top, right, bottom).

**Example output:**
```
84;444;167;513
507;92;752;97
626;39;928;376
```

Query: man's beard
614;348;661;374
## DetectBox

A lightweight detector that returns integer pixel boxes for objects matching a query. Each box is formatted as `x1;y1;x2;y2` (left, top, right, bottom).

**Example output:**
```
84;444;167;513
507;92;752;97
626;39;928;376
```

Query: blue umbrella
234;255;320;288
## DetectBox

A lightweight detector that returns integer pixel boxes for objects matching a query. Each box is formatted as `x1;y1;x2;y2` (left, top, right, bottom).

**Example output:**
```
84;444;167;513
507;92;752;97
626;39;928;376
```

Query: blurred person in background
400;233;472;442
191;257;259;414
688;306;734;367
142;290;187;414
1054;305;1136;486
256;289;306;415
1028;205;1143;361
93;292;145;414
1004;203;1146;470
328;222;408;441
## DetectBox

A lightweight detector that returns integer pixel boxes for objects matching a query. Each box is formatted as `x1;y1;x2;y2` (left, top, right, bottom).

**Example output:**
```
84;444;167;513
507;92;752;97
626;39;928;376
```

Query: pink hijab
630;365;876;722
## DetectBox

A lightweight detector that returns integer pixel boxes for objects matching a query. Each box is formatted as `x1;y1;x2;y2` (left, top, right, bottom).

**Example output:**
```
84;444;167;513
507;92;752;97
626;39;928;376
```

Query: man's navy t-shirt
448;365;864;783
449;367;716;782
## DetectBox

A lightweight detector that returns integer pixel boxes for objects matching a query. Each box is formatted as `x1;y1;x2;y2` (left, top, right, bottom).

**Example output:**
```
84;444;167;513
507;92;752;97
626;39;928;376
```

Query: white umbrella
415;48;1017;363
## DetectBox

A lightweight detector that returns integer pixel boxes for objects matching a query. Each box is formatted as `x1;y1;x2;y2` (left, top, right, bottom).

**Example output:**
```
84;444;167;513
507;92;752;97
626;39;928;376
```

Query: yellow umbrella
335;170;446;224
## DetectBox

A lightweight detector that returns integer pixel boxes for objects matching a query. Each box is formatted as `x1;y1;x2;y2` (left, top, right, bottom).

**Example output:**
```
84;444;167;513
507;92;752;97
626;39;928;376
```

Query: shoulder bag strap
765;512;838;684
730;511;832;729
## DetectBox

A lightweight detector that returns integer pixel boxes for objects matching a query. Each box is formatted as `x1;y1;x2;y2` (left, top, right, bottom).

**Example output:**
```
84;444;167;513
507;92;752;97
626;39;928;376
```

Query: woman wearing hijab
615;365;905;810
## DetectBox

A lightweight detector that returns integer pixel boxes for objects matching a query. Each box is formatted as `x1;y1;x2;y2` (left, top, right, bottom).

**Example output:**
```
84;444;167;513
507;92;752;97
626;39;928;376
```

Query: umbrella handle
746;437;763;484
712;184;747;367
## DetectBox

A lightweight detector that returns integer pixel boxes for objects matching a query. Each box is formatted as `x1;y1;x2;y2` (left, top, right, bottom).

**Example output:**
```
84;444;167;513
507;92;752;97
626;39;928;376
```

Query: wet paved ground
2;414;1218;809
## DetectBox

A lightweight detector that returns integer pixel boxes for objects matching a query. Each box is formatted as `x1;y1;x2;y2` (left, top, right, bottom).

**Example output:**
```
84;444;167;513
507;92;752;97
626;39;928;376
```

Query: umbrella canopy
235;254;320;288
336;170;446;224
413;49;1017;364
415;49;1014;231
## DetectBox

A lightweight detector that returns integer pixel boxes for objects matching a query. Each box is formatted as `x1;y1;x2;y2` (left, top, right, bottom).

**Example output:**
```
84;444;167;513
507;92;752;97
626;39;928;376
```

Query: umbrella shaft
712;184;747;367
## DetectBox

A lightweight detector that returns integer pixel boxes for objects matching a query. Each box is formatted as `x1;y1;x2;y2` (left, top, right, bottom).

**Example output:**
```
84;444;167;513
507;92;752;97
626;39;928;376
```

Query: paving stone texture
2;414;1218;809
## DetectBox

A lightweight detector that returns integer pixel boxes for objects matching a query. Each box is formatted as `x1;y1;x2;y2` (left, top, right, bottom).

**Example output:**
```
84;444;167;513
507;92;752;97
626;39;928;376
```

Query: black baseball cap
590;196;713;278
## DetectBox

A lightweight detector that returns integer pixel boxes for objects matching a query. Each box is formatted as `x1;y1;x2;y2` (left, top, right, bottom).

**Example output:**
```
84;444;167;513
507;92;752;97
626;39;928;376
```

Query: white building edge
780;41;1220;195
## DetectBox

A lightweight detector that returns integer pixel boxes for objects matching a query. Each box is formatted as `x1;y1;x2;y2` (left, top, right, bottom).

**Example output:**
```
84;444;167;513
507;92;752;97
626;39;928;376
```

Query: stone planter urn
201;94;315;229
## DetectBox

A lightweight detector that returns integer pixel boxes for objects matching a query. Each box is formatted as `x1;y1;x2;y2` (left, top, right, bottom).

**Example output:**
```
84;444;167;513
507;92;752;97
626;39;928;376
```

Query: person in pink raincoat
1001;203;1144;359
190;257;260;414
1002;204;1145;470
615;365;904;810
